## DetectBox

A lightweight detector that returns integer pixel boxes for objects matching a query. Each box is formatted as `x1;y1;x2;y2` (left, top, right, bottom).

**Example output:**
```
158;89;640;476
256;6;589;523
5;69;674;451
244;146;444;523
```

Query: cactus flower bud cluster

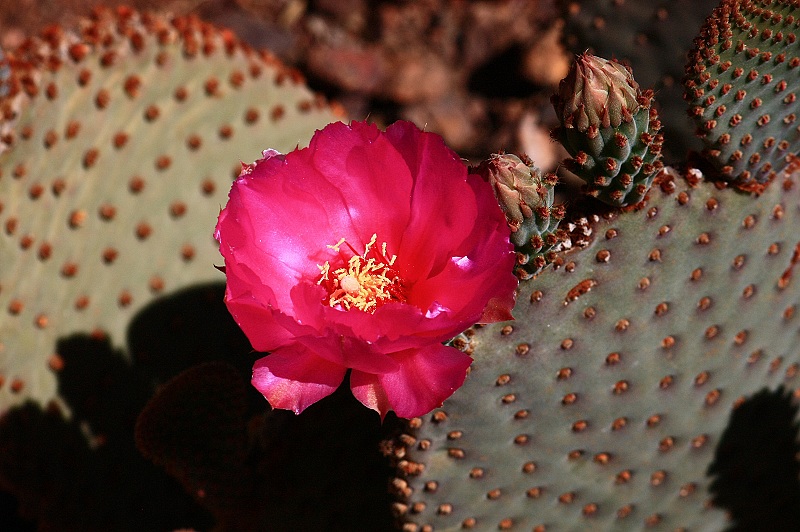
473;153;564;279
552;53;664;206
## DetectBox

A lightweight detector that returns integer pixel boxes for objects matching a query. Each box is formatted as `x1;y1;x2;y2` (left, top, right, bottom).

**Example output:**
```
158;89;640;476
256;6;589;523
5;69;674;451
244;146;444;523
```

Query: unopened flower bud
473;153;563;278
554;53;640;131
551;54;662;207
475;153;548;231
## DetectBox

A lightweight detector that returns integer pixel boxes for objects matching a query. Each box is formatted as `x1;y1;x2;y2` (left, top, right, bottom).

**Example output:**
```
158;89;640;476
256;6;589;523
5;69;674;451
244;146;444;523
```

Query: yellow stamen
327;237;347;252
317;234;405;312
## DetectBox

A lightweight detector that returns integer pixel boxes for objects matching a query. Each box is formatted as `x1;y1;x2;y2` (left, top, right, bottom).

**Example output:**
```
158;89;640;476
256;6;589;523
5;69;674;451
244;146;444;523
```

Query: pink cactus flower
215;120;517;418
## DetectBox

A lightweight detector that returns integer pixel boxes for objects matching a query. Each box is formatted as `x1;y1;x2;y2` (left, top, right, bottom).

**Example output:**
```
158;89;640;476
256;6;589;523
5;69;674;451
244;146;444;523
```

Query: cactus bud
475;154;545;231
552;54;663;207
473;154;564;279
554;53;640;131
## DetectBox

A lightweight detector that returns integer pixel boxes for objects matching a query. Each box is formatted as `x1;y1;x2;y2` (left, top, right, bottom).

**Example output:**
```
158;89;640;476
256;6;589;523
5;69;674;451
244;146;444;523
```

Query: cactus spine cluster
552;53;664;207
684;0;800;191
473;154;564;279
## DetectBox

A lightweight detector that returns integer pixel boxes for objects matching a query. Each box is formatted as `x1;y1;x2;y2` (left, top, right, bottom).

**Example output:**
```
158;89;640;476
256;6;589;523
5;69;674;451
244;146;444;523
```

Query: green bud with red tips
552;53;664;207
473;153;565;279
555;52;640;131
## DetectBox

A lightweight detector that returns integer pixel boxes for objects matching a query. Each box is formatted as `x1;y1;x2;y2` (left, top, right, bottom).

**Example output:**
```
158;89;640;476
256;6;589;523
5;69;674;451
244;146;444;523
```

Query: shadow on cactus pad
135;366;403;530
708;386;800;531
128;282;402;530
127;283;255;387
0;334;211;531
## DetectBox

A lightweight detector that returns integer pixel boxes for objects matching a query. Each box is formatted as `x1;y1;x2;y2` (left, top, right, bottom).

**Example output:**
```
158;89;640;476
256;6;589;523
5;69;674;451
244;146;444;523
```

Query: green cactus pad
135;361;252;525
684;0;800;191
0;7;341;412
394;166;800;530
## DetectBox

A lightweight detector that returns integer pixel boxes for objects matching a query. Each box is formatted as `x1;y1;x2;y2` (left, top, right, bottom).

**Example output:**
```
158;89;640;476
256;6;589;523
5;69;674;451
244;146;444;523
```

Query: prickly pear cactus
393;165;800;529
0;7;340;411
473;154;564;279
684;0;800;190
552;54;664;206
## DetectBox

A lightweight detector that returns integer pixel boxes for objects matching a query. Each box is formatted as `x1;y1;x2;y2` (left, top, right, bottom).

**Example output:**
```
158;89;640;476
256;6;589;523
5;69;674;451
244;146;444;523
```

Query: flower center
317;234;406;313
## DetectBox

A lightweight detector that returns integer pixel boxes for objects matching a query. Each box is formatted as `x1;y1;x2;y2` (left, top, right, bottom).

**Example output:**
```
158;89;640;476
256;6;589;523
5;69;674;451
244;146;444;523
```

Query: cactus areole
214;120;517;418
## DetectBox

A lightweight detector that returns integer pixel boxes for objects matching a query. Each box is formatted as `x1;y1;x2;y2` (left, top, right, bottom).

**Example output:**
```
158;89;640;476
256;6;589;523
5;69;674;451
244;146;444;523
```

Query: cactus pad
0;7;340;412
684;0;800;190
135;361;252;525
394;166;800;529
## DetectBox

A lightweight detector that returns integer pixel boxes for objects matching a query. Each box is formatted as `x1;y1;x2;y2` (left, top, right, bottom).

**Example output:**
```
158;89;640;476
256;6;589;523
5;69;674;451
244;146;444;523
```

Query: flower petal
350;344;472;419
348;372;390;420
224;289;294;352
215;165;335;310
252;346;347;414
386;122;480;283
309;121;415;247
409;173;517;323
287;282;451;351
295;333;401;375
